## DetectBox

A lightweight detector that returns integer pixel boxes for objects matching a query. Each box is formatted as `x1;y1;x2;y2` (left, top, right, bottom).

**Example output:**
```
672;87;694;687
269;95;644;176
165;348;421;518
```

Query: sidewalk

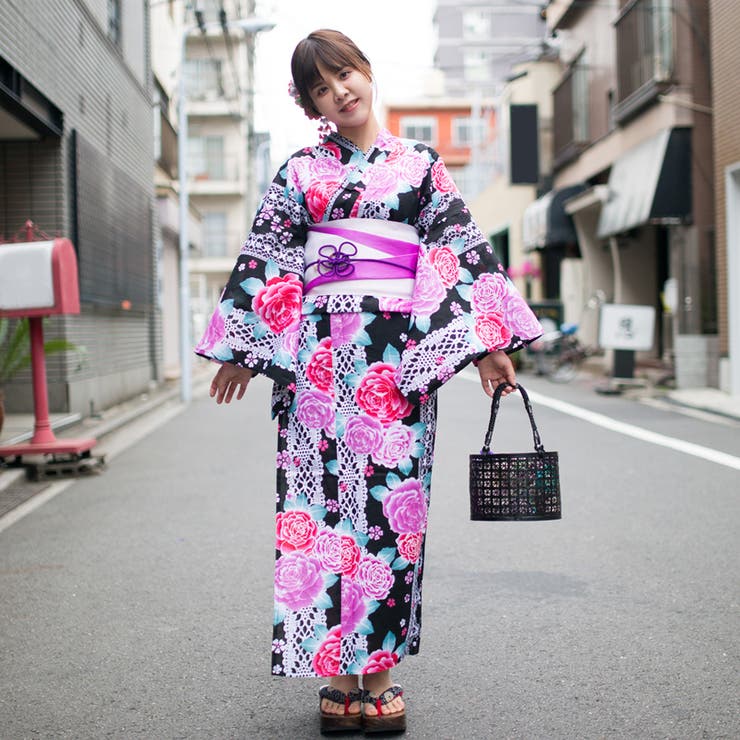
0;365;213;496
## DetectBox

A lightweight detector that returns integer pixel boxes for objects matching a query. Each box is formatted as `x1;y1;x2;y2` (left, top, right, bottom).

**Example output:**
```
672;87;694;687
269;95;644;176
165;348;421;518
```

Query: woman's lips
340;98;359;113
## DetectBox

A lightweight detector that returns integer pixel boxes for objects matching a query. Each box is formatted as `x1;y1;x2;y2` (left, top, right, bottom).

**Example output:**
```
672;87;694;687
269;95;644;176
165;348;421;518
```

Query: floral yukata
196;128;542;677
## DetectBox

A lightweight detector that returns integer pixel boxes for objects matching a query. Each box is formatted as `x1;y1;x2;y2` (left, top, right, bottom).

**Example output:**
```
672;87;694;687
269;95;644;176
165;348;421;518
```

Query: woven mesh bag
469;382;561;521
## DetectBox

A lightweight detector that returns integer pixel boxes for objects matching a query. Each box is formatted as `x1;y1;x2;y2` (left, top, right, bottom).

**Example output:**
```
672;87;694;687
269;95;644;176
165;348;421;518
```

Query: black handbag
469;382;561;521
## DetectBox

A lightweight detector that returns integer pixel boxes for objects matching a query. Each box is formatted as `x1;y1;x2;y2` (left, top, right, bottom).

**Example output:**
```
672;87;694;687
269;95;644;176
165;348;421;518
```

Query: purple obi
304;219;420;298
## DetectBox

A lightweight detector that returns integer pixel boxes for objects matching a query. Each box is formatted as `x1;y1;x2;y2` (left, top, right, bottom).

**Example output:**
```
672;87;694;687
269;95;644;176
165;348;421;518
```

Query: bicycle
529;323;597;382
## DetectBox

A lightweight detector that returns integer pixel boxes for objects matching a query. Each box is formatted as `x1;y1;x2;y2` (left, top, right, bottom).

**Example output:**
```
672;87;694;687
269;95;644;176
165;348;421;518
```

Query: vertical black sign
510;104;539;184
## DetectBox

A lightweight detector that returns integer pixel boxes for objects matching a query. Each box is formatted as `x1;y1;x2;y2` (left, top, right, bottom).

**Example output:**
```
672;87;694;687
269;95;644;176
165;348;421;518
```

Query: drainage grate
0;482;51;518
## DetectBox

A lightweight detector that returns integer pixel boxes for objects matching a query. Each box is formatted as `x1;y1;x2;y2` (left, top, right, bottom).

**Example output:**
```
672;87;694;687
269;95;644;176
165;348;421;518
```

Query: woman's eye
340;70;351;79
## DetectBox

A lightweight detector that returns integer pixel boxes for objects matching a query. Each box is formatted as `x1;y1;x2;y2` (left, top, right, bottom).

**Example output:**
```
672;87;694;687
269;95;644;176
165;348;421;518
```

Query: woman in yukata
196;29;542;735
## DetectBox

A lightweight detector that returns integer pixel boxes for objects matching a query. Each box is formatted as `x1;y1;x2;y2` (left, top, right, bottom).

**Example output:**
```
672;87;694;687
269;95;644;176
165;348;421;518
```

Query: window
462;10;491;40
463;50;492;83
452;116;487;147
399;116;437;146
188;136;225;179
107;0;121;46
184;59;226;100
615;0;674;105
202;212;229;257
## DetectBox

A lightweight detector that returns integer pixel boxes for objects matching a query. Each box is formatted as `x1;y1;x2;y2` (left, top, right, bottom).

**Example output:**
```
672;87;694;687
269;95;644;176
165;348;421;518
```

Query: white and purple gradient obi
304;219;419;299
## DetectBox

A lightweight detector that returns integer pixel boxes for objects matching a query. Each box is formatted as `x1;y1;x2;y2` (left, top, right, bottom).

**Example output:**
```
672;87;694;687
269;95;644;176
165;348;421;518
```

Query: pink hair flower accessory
288;81;303;108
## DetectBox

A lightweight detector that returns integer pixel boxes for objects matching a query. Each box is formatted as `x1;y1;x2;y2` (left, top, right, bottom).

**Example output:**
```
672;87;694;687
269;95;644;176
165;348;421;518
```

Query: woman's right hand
210;363;255;404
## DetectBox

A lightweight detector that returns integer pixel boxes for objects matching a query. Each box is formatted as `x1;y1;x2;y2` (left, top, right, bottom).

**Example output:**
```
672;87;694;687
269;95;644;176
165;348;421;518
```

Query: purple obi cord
304;223;419;293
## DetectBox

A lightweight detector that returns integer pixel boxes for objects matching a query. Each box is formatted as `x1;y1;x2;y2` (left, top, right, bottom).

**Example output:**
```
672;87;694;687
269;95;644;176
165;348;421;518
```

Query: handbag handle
481;382;545;455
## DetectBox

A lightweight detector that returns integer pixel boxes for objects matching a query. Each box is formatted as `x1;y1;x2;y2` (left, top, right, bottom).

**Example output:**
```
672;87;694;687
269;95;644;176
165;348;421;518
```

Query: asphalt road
1;370;738;739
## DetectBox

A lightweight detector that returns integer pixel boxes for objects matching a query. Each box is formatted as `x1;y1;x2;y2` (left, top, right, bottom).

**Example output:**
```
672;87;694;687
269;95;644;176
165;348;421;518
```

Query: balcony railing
614;0;674;122
188;157;240;183
552;62;590;169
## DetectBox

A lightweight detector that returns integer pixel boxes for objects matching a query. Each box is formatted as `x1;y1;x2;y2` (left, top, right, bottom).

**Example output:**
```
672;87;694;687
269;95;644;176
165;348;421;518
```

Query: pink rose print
382;479;428;534
396;532;423;564
474;312;513;351
431;159;458;193
372;422;415;468
275;510;318;554
349;196;361;218
356;555;395;600
340;536;362;577
312;625;341;677
196;308;225;353
471;272;508;314
383;137;408;163
428;246;460;289
503;292;543;339
362;162;400;201
281;324;301;359
295;389;334;429
323;142;342;159
355;363;413;425
411;252;446;317
330;312;363;346
252;274;302;333
362;649;399;674
344;415;384;455
397;152;428;187
306;337;334;392
313;529;342;572
305;180;341;223
310;156;345;182
341;579;367;633
378;296;413;313
286;156;312;191
274;552;324;610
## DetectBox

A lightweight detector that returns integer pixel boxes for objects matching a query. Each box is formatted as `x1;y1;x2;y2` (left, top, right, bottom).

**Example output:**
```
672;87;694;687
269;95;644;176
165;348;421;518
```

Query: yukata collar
325;127;395;156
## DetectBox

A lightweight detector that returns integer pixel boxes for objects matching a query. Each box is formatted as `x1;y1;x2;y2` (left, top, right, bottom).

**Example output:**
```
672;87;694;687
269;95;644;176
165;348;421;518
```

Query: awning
597;127;691;239
522;184;586;250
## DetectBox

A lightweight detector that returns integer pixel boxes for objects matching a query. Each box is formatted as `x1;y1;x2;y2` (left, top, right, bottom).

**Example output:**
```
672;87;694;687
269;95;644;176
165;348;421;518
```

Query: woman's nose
332;80;348;100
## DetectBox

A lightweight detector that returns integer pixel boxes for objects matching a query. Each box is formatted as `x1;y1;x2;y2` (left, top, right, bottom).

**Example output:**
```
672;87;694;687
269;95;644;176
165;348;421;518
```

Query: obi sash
304;219;420;298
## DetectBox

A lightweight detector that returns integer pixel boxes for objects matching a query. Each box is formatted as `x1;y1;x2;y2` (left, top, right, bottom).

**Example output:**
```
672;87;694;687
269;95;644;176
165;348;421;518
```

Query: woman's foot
361;670;406;733
320;675;362;716
361;670;405;718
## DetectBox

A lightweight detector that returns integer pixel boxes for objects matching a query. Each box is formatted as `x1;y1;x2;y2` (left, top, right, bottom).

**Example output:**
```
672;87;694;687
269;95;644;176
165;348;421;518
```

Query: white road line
459;372;740;471
0;480;73;534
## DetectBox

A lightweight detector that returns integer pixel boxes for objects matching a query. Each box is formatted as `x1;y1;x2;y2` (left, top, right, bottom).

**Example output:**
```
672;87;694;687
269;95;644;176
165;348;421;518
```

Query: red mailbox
0;234;97;462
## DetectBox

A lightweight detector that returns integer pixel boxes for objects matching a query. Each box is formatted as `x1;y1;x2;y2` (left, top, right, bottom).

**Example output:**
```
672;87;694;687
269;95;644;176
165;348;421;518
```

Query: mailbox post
0;226;97;462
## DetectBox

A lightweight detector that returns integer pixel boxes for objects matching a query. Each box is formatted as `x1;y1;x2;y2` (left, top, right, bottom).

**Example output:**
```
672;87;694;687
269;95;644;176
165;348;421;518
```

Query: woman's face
309;61;373;134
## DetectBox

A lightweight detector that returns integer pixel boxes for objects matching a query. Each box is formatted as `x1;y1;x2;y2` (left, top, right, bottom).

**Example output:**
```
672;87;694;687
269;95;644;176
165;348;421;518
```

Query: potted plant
0;318;82;437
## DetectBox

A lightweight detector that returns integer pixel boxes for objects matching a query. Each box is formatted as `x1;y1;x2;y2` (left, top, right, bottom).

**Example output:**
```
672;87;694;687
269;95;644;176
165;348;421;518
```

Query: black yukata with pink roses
195;128;542;677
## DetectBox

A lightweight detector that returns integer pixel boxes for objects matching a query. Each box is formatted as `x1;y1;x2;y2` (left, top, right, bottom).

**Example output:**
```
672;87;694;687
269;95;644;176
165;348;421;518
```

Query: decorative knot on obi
314;241;358;279
304;218;420;299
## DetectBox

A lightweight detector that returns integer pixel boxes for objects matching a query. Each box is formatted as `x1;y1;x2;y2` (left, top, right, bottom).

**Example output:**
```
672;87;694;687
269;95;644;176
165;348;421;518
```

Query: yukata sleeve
194;157;310;386
398;150;543;405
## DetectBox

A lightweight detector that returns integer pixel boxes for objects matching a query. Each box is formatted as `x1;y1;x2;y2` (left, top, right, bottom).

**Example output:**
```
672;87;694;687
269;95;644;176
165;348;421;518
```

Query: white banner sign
599;304;656;350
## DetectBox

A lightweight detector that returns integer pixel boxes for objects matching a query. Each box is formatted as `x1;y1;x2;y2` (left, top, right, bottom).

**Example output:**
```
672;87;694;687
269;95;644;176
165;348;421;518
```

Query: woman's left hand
476;351;517;398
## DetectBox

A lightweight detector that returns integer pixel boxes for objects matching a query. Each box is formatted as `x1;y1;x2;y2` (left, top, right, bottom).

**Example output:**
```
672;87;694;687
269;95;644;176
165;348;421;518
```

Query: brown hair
290;29;373;118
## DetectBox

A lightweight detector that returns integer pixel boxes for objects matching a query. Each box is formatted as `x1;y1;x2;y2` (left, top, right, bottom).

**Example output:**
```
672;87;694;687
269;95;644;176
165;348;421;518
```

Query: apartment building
467;56;562;306
182;0;267;344
434;0;546;97
151;1;204;381
709;0;740;396
526;0;715;387
385;98;496;202
0;0;158;414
